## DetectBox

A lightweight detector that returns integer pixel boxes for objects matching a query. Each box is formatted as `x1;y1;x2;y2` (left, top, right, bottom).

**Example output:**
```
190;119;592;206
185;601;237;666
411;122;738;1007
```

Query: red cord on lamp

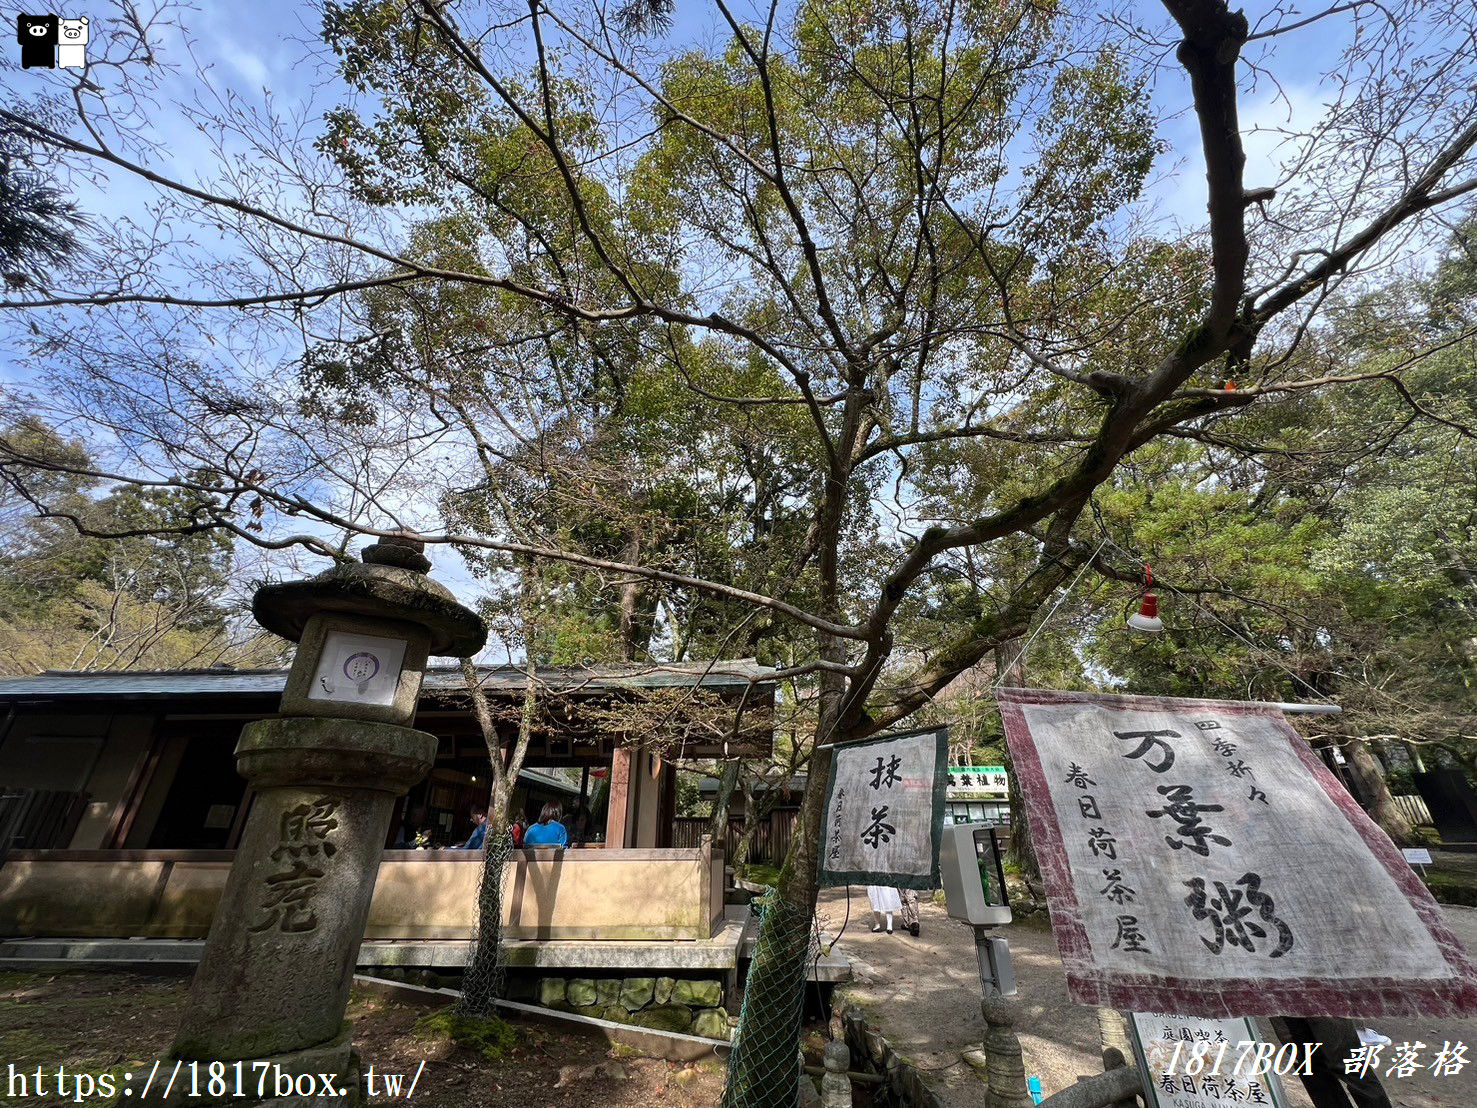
1127;563;1164;633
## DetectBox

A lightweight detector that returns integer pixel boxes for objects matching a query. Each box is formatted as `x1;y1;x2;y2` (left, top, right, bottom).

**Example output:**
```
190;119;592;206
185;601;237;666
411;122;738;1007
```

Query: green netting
721;888;817;1108
457;826;516;1016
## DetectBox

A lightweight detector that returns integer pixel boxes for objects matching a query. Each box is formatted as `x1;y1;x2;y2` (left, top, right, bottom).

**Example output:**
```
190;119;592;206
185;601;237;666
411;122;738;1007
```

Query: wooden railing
1393;793;1435;828
673;807;798;866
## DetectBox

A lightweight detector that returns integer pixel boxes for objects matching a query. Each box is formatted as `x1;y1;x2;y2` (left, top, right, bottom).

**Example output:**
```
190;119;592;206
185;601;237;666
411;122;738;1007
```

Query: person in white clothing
867;885;902;933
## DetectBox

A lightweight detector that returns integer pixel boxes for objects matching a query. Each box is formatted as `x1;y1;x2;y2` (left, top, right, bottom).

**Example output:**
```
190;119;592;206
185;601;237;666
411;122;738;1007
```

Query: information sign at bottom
1128;1011;1291;1108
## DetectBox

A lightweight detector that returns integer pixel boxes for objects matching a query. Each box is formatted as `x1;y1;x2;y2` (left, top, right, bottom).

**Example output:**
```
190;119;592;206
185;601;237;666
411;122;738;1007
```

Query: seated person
393;805;429;848
569;805;592;845
522;802;569;848
457;808;488;850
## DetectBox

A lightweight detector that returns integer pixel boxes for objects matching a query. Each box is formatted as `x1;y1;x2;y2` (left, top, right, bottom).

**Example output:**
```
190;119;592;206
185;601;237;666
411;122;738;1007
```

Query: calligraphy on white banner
817;726;946;889
998;688;1477;1018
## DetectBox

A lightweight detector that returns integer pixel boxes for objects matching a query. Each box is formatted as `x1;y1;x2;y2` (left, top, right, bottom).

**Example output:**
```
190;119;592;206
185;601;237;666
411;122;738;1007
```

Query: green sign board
947;765;1008;798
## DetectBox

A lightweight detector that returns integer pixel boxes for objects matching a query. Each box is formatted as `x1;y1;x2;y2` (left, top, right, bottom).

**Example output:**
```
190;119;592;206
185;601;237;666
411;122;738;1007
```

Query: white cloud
224;47;271;88
1238;81;1331;191
1140;75;1333;235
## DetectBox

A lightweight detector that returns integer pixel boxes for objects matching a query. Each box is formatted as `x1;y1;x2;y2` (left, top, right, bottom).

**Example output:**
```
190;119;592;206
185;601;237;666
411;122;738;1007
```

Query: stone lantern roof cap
252;539;486;657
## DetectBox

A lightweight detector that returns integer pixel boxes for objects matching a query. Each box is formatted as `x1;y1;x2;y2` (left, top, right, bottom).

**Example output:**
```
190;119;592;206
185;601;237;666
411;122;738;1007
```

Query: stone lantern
159;537;484;1102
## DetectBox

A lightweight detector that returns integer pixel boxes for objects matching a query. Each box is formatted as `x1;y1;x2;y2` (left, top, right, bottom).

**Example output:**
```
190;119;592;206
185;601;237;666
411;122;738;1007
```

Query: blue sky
0;0;1357;292
0;0;1360;409
5;1;1349;191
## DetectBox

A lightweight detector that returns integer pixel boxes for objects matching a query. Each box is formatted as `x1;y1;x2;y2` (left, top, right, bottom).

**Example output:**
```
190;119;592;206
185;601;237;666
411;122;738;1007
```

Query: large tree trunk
1342;738;1418;846
721;743;833;1108
709;757;742;842
1004;756;1040;881
617;525;642;661
458;656;539;1015
721;633;846;1107
732;776;786;873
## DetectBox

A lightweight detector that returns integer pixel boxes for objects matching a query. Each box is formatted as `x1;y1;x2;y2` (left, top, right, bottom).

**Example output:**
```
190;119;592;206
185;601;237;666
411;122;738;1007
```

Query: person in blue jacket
457;808;488;850
522;802;569;848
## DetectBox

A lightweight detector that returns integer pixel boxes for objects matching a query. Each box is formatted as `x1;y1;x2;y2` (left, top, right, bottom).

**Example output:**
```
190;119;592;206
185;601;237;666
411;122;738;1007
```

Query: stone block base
517;971;733;1038
133;1023;359;1108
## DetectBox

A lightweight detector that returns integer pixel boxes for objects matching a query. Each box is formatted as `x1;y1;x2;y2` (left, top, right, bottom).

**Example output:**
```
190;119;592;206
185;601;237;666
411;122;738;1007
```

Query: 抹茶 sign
818;726;947;889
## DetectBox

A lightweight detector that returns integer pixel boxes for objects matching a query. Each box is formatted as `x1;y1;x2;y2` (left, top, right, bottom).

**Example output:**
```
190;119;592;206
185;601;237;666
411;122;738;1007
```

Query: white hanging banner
997;688;1477;1018
817;726;947;889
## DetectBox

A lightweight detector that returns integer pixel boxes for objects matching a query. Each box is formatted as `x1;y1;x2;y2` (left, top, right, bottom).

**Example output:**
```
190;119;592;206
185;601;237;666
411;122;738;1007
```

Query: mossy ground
1423;870;1477;906
0;969;725;1106
412;1009;519;1061
0;967;185;1096
1418;848;1477;907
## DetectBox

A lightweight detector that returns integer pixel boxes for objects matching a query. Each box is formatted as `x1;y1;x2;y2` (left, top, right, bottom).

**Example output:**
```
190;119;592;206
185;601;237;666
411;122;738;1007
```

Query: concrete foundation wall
0;858;168;936
500;847;710;940
0;845;725;942
364;847;724;939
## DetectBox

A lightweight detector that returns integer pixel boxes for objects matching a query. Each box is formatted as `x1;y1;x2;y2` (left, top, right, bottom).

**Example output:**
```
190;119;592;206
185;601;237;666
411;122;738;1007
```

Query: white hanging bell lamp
1127;564;1164;634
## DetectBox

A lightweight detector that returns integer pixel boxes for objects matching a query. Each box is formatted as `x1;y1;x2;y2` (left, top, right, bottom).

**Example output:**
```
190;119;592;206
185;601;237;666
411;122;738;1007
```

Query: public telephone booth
940;822;1012;927
941;822;1015;995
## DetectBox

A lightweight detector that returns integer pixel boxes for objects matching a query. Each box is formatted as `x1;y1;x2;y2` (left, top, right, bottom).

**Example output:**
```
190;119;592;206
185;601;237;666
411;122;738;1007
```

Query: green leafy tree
0;91;85;290
0;419;277;672
1034;245;1477;841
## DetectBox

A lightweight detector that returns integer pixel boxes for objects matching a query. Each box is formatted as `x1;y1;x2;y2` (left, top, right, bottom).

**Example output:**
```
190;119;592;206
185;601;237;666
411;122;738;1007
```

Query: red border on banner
998;687;1477;1018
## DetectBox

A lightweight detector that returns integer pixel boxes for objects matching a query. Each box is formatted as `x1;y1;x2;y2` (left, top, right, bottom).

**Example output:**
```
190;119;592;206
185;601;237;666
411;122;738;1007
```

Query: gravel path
819;889;1477;1108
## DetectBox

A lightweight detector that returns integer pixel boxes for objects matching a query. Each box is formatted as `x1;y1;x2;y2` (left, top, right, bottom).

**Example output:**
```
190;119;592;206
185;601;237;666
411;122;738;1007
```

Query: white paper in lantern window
307;630;407;707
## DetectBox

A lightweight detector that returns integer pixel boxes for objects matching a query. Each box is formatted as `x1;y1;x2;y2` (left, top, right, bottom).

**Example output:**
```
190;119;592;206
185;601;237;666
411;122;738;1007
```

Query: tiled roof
0;661;778;702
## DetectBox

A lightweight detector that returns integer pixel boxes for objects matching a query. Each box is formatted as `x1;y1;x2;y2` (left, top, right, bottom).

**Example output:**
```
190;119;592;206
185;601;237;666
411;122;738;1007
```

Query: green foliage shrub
1423;873;1477;908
